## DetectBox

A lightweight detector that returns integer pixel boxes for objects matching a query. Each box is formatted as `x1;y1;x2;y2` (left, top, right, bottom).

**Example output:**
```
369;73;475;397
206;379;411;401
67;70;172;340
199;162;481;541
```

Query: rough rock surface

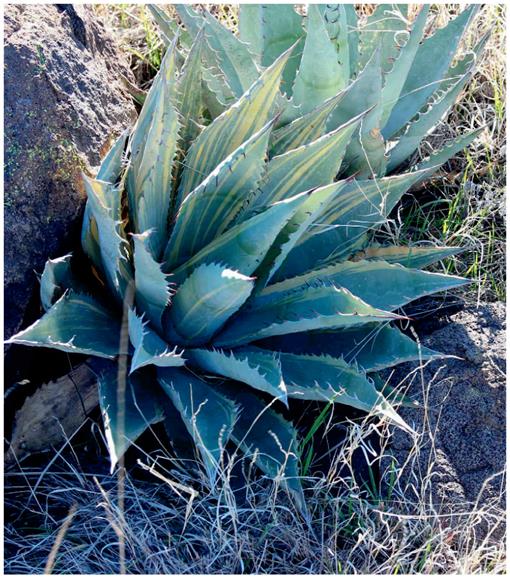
385;303;506;537
4;4;137;339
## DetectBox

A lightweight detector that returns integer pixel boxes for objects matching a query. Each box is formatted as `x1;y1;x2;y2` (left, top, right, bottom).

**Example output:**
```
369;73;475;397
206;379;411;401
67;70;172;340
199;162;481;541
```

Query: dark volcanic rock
4;4;136;339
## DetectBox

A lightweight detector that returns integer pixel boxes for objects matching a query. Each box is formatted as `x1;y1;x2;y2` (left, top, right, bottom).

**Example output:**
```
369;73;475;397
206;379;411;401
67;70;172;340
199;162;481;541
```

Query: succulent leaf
158;367;238;483
292;5;345;114
132;231;173;331
353;244;464;269
128;309;185;373
165;263;254;346
167;120;273;268
99;362;166;471
215;284;403;347
187;346;287;404
177;46;293;199
40;254;77;311
6;291;123;358
383;5;479;138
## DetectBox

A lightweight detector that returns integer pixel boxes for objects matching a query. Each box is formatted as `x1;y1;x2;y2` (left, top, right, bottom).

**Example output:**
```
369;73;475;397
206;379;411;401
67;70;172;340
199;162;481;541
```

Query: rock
384;302;506;540
4;4;137;340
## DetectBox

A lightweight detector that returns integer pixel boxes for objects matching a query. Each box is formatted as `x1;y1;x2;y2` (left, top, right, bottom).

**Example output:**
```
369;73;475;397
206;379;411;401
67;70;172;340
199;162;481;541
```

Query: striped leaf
276;168;434;279
383;5;479;138
269;90;345;157
177;44;293;200
248;113;364;214
353;244;463;269
260;259;468;313
215;284;403;347
260;324;442;372
167;120;273;269
6;291;123;359
167;192;308;284
165;263;254;346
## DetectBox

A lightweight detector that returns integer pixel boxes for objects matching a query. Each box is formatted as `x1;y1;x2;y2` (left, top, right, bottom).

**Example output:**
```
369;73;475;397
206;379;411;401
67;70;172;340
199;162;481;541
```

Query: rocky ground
384;302;506;540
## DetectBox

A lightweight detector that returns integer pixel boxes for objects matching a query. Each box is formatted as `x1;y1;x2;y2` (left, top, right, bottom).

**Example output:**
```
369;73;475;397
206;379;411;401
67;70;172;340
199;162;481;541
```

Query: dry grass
5;369;505;574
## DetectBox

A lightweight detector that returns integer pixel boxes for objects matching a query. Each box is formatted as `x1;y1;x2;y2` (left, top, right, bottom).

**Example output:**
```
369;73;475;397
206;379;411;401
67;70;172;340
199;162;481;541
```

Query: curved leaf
40;254;76;311
292;5;345;114
128;309;185;373
6;291;123;358
248;113;363;214
177;45;293;199
353;244;463;269
168;192;308;284
187;346;287;404
99;362;165;471
167;120;273;269
165;263;254;346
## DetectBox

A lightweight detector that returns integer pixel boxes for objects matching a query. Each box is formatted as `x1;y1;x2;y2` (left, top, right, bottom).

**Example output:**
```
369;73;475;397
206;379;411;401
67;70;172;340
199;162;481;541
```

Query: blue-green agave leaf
220;386;305;512
248;112;364;215
168;192;309;284
380;6;430;128
276;168;434;279
353;244;464;269
317;4;350;88
165;263;254;346
128;309;185;373
177;45;294;199
99;362;165;471
279;351;412;432
255;181;348;289
6;291;123;358
215;284;403;347
412;127;484;176
261;324;443;372
177;28;206;153
132;231;173;331
40;254;78;311
358;4;409;74
261;259;468;313
383;5;479;138
167;120;273;269
187;346;287;404
292;5;345;114
387;63;477;171
239;4;304;95
97;129;129;183
83;175;132;299
269;90;345;157
157;367;238;483
345;4;359;78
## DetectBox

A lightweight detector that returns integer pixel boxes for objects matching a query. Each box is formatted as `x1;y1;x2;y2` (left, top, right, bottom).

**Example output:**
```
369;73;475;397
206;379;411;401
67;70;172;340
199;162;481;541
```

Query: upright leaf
40;254;78;311
99;363;165;471
132;232;173;331
292;5;345;114
167;121;273;269
177;46;293;199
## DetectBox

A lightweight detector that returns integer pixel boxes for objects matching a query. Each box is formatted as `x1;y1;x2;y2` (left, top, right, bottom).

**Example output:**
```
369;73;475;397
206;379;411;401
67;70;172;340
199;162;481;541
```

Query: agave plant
8;4;485;508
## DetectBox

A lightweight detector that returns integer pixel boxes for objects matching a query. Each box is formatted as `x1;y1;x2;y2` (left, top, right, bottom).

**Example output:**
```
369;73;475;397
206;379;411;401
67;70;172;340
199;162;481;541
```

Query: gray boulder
4;4;136;339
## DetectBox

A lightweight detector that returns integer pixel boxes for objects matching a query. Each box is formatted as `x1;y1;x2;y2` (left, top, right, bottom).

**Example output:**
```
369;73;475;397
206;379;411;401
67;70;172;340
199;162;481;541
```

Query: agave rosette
8;4;483;505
